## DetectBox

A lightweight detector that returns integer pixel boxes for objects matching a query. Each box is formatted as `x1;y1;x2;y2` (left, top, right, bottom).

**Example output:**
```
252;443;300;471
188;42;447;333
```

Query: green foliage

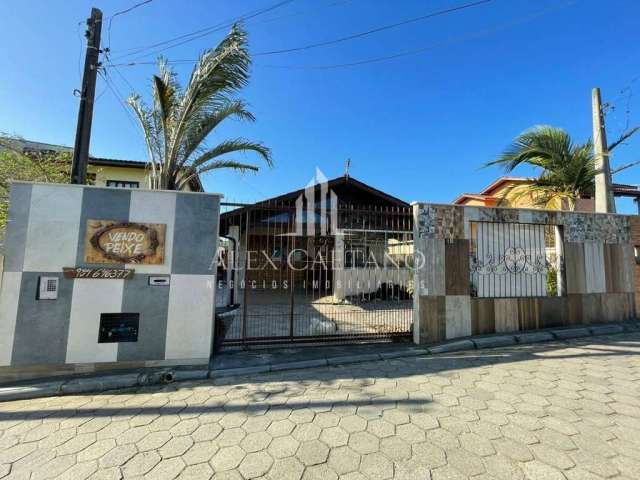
486;126;595;210
546;266;558;296
128;24;272;190
0;148;71;236
487;125;639;210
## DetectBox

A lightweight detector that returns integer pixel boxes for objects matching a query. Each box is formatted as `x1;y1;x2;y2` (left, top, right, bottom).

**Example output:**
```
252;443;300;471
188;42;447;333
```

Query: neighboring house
453;176;595;211
0;138;203;191
454;176;639;212
218;175;412;306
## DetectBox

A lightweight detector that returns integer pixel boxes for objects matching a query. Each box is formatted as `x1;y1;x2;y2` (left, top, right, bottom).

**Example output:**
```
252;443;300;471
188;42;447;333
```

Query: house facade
219;175;412;305
454;176;639;213
1;138;203;191
454;176;596;211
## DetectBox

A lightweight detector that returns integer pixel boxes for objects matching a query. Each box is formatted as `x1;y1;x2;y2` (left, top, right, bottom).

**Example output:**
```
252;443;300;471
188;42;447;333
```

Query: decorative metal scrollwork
470;247;562;275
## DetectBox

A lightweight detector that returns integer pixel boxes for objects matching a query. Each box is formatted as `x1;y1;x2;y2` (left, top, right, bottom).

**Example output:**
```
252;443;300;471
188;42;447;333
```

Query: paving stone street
1;333;640;479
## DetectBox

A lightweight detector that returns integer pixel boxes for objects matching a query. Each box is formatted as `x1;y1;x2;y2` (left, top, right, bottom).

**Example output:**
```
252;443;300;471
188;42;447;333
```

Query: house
0;138;203;191
454;176;639;213
218;174;413;307
453;176;596;211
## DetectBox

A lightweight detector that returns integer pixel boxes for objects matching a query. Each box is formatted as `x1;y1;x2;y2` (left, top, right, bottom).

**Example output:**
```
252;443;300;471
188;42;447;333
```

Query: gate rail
218;202;414;347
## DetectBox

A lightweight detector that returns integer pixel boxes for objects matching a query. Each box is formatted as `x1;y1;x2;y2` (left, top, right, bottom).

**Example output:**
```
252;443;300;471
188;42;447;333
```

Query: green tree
487;125;639;210
0;145;71;237
127;24;272;191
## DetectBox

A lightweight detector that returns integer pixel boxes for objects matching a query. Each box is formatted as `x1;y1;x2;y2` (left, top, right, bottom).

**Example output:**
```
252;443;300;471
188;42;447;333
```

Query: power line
254;0;352;26
107;0;495;68
98;69;144;136
110;0;296;61
104;52;137;94
252;0;493;56
259;0;575;69
107;0;155;50
110;1;573;71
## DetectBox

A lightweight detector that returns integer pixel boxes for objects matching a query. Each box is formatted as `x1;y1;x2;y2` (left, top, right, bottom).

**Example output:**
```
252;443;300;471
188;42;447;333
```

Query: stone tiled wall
0;182;221;368
632;216;640;314
413;203;637;344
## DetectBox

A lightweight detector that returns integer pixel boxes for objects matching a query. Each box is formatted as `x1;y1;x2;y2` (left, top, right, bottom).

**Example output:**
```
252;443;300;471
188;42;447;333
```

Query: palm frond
179;99;256;165
190;138;272;170
486;125;596;211
128;23;271;190
176;160;260;190
486;125;576;172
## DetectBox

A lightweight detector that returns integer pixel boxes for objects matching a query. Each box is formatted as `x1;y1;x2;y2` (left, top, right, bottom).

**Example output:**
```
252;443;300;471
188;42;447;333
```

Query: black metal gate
217;201;414;348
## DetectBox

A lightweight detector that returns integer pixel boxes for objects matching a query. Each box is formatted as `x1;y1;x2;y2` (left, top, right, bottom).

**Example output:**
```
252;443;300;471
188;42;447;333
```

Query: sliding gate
218;202;414;348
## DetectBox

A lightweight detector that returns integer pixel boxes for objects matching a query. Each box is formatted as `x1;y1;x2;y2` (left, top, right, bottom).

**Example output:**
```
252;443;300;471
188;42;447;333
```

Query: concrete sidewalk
0;322;637;402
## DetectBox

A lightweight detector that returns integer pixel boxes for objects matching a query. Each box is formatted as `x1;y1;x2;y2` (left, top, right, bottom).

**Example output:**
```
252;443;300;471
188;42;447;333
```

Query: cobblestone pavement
1;334;640;480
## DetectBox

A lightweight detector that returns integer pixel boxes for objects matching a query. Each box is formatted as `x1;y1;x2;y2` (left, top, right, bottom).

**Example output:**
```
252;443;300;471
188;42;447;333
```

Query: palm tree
487;125;638;210
127;25;272;191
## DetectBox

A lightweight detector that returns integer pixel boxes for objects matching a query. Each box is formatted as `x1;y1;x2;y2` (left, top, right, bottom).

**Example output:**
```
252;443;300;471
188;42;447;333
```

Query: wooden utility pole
71;8;102;184
592;87;616;213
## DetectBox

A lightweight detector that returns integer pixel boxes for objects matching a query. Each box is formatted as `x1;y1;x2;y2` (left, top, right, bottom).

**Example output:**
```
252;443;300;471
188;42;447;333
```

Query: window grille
470;222;564;298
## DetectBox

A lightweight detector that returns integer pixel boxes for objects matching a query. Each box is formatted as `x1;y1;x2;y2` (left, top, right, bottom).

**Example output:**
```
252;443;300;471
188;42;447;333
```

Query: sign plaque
84;220;166;264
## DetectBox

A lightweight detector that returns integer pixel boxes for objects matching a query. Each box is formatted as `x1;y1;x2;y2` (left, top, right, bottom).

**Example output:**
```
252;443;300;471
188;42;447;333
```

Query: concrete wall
0;182;220;368
632;217;640;314
413;203;637;344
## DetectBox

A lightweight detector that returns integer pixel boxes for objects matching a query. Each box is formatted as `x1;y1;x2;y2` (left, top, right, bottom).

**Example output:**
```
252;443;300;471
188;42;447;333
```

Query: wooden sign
63;267;135;280
84;220;166;264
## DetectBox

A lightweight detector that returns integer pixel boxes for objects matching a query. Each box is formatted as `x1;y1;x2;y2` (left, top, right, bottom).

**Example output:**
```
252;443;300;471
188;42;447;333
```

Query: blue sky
1;0;639;212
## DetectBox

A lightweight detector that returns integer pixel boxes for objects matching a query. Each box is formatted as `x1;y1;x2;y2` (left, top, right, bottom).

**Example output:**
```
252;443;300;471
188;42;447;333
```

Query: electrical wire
110;0;296;61
99;69;144;136
107;0;155;50
109;1;573;71
252;0;493;56
259;0;575;69
76;21;85;81
254;0;352;26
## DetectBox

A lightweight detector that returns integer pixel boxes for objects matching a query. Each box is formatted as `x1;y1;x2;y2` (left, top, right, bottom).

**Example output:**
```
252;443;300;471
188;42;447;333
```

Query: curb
428;340;475;354
1;321;638;402
551;327;592;340
515;332;555;344
472;335;517;349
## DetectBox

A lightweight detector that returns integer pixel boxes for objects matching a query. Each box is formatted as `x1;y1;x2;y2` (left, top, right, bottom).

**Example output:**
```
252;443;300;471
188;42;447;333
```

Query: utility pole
71;8;102;184
592;87;616;213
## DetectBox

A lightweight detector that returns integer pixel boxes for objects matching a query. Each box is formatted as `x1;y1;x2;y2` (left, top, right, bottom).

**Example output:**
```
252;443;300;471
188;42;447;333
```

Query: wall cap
9;181;224;199
412;201;635;219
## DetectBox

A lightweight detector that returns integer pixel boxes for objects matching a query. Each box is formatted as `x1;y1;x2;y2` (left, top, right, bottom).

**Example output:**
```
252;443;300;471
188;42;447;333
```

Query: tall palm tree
128;25;272;190
487;125;638;210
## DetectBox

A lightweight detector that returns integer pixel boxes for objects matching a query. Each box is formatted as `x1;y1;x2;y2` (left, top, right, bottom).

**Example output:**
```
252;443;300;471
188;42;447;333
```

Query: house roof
1;137;203;191
221;175;409;218
453;176;533;205
612;183;640;198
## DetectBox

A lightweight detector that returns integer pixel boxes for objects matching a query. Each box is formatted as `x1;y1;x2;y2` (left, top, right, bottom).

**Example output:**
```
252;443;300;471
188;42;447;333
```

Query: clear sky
1;0;639;212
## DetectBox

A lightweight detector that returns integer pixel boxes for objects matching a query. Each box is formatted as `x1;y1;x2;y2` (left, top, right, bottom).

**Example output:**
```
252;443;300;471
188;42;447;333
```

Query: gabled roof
261;175;408;206
454;176;533;205
221;175;409;218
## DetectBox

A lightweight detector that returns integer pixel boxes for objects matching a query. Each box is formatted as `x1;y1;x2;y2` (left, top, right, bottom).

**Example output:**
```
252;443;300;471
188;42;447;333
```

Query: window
106;180;139;189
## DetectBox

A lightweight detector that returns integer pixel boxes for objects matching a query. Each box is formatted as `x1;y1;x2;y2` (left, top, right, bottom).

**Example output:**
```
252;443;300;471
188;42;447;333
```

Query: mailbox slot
98;313;139;343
